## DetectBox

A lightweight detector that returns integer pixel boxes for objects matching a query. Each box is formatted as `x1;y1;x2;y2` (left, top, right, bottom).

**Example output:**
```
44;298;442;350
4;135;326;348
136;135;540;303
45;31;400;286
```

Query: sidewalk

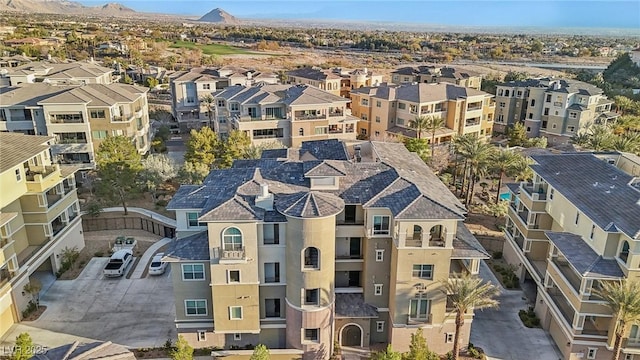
129;237;172;279
0;324;97;352
101;207;176;227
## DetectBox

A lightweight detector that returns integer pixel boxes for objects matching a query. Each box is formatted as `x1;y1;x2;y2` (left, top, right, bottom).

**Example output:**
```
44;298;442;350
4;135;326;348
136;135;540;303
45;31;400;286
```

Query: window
361;98;369;106
360;114;368;121
186;212;203;228
265;298;281;318
304;289;319;305
517;91;522;97
217;100;225;107
375;131;380;137
182;264;205;280
372;215;390;235
445;333;454;343
376;100;381;107
299;128;304;136
412;264;434;279
197;330;206;341
569;112;577;119
554;111;559;116
504;90;510;97
549;189;554;200
543;108;549;116
545;94;552;102
526;127;531;132
552;123;557;129
223;227;243;251
619;241;630;263
528;113;533;119
304;247;320;269
499;102;505;108
233;333;242;341
375;249;384;262
90;110;105;119
315;126;328;135
409;298;430;320
185;300;207;316
396;118;404;126
264;262;280;283
203;84;210;90
398;102;406;110
230;103;239;111
229;306;243;320
590;224;595;240
568;126;575;132
374;284;383;296
304;329;319;343
375;116;380;123
228;270;240;283
376;321;385;332
587;348;597;359
542;120;548;129
263;224;280;245
15;169;21;181
530;99;536;107
92;130;108;139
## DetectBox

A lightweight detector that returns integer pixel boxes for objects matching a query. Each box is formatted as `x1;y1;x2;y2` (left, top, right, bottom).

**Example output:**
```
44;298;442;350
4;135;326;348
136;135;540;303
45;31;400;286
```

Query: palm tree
425;116;446;160
441;273;500;360
490;149;517;203
452;134;475;198
588;125;615;151
613;95;635;116
410;115;430;139
612;133;640;153
594;280;640;360
462;139;494;206
199;94;215;130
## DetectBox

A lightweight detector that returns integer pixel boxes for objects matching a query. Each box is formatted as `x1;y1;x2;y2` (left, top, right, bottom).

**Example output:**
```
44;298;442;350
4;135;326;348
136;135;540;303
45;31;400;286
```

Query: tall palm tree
462;139;494;206
441;273;500;360
410;115;430;140
594;280;640;360
199;94;215;129
612;133;640;153
490;149;517;203
425;116;446;160
452;134;475;198
588;125;615;151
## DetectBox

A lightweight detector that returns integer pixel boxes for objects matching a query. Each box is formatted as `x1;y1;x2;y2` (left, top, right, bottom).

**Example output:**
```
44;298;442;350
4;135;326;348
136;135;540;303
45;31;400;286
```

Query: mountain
198;7;239;24
0;0;136;15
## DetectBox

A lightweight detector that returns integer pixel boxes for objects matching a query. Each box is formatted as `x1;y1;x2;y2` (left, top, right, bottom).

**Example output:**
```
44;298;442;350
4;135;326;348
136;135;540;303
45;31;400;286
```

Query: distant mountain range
0;0;136;15
198;7;239;24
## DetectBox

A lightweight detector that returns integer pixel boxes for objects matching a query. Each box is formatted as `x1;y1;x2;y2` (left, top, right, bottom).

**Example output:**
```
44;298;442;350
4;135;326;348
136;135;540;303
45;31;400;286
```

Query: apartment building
0;60;114;87
170;66;279;130
213;84;356;147
164;139;489;358
350;82;495;142
390;66;482;90
494;78;617;144
286;67;383;99
0;82;151;168
502;152;640;360
0;133;84;338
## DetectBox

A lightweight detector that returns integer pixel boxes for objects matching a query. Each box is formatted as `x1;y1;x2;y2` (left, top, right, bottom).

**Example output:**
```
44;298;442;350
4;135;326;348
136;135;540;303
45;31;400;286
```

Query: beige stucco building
0;82;151;169
502;152;640;360
0;133;85;338
390;65;482;90
213;84;357;147
165;139;489;358
350;82;495;142
0;60;114;87
494;78;617;144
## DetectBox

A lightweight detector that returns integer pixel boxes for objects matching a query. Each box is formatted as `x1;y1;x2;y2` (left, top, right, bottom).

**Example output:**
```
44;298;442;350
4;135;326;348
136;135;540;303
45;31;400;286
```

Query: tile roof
335;293;378;318
303;160;347;176
299;139;349;160
0;133;52;173
275;191;345;218
214;84;347;107
500;78;603;96
545;232;624;278
286;67;341;81
531;153;640;239
38;84;146;106
31;341;135;360
352;82;489;103
0;83;74;106
163;232;210;261
452;223;491;259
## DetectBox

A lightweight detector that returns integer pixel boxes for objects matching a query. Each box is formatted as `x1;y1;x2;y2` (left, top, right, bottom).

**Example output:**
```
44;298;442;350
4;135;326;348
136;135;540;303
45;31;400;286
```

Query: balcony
450;259;470;277
521;183;547;201
221;247;246;261
295;111;325;120
581;317;609;336
408;314;432;325
49;114;84;124
465;119;481;127
525;252;547;280
328;110;344;117
328;126;343;134
25;165;61;193
547;285;576;327
46;190;62;208
551;256;582;294
506;229;525;250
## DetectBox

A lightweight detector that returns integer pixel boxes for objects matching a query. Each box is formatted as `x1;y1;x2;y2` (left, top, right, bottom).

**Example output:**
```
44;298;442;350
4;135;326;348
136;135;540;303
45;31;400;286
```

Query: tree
507;122;528;147
141;154;177;200
404;328;439;360
404;138;430;163
23;279;42;310
200;94;215;129
369;345;402;360
250;344;270;360
503;71;528;82
458;138;494;206
595;280;640;360
184;127;219;167
145;77;159;88
11;333;34;360
490;149;517;203
216;130;252;168
177;161;210;185
170;335;193;360
441;273;500;360
425;116;445;161
409;116;429;139
95;136;142;215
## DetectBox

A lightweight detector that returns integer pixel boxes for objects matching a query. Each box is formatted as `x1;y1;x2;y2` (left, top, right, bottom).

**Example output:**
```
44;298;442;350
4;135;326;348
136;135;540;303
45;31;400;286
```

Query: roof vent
255;183;273;211
593;182;599;187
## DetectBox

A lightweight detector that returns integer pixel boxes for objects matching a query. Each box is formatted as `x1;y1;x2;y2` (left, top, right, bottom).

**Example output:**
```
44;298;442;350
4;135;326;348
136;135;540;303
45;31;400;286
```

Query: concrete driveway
24;257;176;348
470;261;562;360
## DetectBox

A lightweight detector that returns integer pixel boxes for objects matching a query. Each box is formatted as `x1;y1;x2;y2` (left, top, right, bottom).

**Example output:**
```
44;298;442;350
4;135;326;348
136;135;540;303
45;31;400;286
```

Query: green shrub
518;307;541;328
21;301;37;318
156;199;168;206
94;251;104;257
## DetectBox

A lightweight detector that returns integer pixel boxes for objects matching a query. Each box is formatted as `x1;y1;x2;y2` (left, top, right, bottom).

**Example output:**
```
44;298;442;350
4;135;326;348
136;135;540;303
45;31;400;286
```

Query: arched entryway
340;323;363;347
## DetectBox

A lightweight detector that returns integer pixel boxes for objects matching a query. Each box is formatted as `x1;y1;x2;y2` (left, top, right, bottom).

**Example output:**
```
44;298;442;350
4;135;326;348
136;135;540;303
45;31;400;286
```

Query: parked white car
103;249;133;278
148;253;168;275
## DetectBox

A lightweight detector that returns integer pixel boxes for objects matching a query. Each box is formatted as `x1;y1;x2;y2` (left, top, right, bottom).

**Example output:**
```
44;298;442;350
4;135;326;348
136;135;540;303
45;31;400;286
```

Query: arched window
619;241;630;263
223;227;243;251
299;128;304;136
429;225;442;240
412;225;423;240
303;247;320;269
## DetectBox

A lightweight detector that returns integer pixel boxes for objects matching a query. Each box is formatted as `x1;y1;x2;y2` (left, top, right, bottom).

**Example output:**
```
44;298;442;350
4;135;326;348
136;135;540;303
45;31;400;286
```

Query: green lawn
169;40;253;55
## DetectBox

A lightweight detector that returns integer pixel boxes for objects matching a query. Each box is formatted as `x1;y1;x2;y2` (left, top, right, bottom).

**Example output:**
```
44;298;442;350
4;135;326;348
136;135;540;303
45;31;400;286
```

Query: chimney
255;183;273;211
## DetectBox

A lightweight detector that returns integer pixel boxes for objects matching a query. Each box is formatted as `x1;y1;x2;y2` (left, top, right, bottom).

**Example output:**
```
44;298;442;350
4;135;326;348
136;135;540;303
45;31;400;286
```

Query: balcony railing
295;113;325;120
58;138;88;144
521;183;547;200
25;165;57;181
465;120;481;127
547;286;575;327
551;257;582;294
328;111;343;117
221;247;246;260
408;314;432;325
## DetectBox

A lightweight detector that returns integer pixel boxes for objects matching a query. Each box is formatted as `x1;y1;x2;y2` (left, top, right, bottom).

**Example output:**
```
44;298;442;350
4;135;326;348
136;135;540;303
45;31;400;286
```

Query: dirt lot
59;229;162;280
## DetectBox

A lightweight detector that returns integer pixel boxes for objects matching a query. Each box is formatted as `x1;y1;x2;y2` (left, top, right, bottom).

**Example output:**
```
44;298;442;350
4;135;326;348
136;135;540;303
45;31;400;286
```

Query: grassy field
169;40;253;55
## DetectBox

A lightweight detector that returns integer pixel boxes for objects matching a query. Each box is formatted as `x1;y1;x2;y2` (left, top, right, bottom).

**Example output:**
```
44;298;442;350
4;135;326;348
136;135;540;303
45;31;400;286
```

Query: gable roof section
545;232;624;278
0;133;53;173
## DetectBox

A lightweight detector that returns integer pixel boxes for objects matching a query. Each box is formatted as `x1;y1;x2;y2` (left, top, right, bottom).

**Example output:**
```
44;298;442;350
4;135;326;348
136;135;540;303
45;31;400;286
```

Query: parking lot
27;257;176;348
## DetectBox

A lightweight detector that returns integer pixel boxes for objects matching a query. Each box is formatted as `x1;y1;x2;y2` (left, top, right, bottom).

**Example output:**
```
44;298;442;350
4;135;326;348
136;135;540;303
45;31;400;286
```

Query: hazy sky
80;0;640;29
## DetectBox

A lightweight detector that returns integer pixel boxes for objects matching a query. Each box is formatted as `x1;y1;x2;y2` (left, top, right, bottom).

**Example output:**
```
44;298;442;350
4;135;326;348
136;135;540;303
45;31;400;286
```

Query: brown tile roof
0;133;52;173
